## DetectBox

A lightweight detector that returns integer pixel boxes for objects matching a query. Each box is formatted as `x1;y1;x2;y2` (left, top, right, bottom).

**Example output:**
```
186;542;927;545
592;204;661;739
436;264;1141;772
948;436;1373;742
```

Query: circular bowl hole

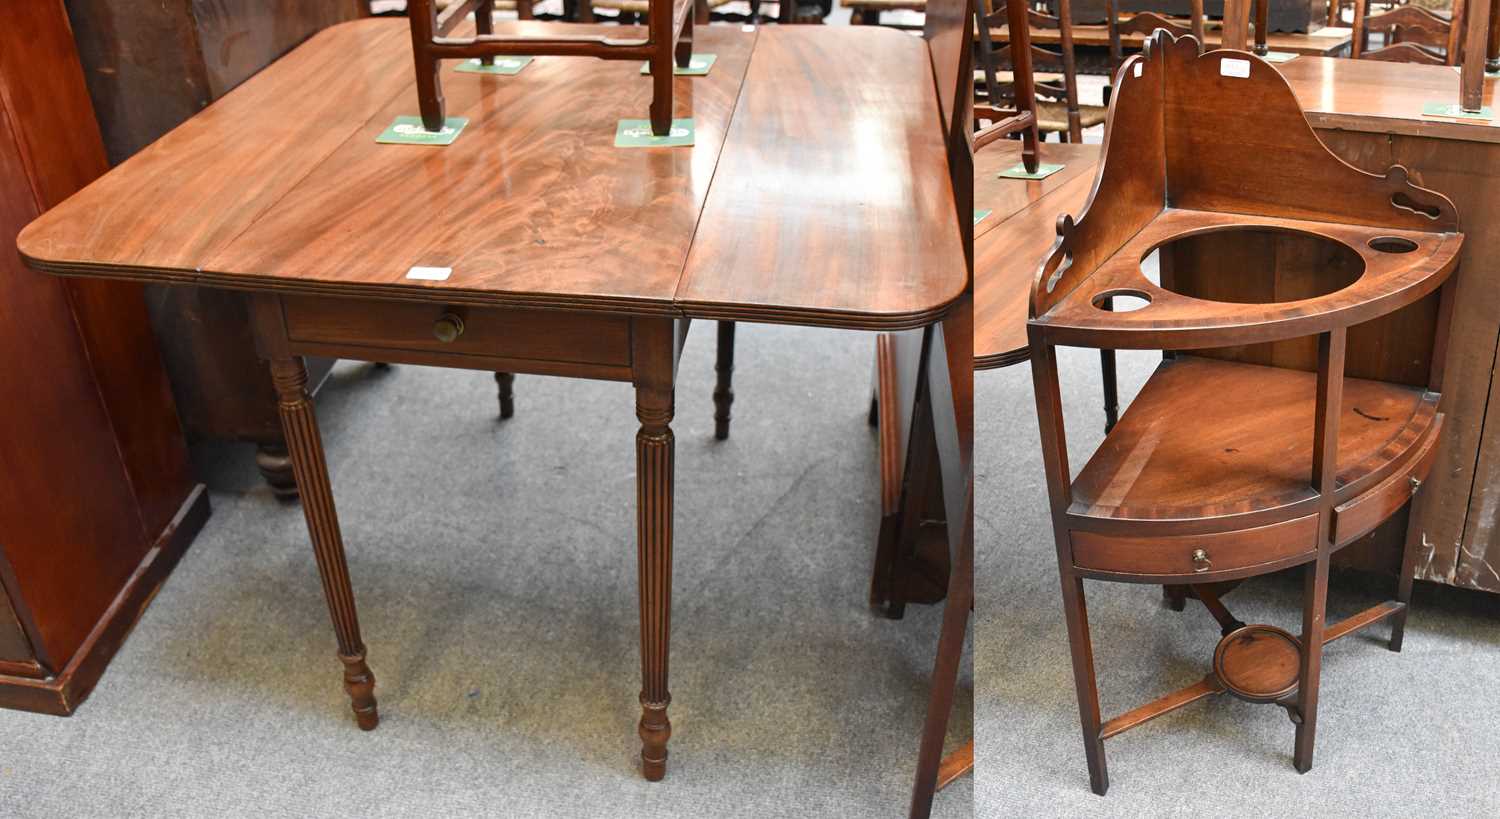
1145;227;1365;305
1368;236;1418;254
1092;289;1152;312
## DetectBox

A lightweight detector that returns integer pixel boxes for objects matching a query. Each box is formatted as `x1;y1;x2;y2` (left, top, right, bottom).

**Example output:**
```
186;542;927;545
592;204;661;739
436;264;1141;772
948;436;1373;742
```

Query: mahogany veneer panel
22;20;964;332
1069;356;1438;520
213;22;752;314
1282;57;1500;145
676;26;967;329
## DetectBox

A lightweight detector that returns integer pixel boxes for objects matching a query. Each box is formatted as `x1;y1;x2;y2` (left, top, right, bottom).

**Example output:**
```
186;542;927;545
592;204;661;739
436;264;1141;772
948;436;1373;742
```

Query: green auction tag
1420;101;1494;121
615;118;695;148
998;162;1064;180
641;53;717;76
456;56;534;75
376;116;469;146
974;208;992;225
1261;51;1297;63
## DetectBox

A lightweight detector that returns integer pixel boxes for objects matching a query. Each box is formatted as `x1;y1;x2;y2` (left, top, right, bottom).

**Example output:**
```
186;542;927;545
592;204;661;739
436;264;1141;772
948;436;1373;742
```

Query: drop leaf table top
19;19;966;332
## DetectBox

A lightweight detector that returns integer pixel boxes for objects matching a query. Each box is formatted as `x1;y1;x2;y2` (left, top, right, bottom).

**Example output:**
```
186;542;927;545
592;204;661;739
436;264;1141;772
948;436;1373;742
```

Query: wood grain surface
1282;56;1500;144
676;26;966;329
20;19;965;331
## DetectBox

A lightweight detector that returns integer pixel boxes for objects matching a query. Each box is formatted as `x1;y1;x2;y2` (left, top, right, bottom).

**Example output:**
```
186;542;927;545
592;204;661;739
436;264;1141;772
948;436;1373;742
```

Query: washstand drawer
1332;416;1443;545
280;297;633;367
1070;514;1319;579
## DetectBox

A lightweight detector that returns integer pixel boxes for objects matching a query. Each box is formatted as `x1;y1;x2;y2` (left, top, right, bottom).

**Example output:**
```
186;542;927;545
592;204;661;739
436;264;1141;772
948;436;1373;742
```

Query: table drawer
1070;514;1319;580
1332;416;1443;545
280;297;633;369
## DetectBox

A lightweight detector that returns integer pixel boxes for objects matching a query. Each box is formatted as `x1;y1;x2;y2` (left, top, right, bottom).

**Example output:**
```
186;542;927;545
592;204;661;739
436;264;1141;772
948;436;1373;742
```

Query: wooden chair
1027;31;1460;794
583;0;736;24
435;0;535;18
976;0;1106;142
1221;0;1272;56
406;0;693;135
1352;0;1465;64
847;0;928;27
1105;0;1204;77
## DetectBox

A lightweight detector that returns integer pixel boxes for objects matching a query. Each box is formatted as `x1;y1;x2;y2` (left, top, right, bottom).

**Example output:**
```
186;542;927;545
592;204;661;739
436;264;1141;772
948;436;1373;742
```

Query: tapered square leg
1294;552;1330;773
676;8;694;69
1060;573;1108;795
647;0;675;135
634;377;675;780
1390;489;1424;652
269;357;378;730
713;321;735;440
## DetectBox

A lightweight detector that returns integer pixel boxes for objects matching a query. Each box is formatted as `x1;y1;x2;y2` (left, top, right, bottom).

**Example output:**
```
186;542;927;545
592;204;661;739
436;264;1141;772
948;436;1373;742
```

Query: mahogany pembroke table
17;17;969;799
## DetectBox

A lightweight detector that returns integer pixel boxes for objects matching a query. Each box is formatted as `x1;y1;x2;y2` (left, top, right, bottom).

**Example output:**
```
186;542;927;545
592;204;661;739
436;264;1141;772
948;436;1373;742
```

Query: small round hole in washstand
1368;236;1418;254
1092;289;1152;312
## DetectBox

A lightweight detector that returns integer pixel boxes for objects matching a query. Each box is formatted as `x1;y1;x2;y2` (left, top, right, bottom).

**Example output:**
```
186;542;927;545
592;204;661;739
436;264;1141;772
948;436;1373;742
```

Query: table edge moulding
1024;30;1462;796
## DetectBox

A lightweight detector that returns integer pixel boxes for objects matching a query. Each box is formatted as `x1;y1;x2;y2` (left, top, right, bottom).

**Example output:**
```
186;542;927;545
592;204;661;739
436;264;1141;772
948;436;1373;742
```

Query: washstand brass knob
433;312;465;343
1191;549;1212;573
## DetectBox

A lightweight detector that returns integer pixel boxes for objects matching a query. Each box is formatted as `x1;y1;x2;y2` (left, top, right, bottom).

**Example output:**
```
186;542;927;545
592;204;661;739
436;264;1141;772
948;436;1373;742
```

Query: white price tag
1220;58;1251;79
406;266;452;281
1133;62;1143;78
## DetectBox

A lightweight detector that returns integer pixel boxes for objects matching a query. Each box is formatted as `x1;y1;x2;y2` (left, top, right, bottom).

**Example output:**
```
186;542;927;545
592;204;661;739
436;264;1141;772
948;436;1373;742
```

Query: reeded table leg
635;379;675;780
270;356;379;730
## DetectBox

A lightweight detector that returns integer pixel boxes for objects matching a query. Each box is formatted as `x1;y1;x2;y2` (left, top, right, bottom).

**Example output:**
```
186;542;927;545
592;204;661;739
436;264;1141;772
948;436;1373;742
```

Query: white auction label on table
406;266;453;281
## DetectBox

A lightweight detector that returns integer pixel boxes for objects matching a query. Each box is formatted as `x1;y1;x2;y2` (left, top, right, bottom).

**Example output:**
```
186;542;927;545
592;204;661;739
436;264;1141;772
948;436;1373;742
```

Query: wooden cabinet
63;0;365;495
0;0;208;714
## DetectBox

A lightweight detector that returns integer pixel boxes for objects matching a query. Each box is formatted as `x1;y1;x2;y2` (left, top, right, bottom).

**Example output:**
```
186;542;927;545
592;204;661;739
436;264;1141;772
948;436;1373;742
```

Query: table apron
272;295;686;383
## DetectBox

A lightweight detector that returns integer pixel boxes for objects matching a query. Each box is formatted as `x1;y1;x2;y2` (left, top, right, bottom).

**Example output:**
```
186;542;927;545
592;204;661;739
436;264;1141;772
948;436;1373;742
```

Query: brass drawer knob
433;312;465;343
1191;548;1212;573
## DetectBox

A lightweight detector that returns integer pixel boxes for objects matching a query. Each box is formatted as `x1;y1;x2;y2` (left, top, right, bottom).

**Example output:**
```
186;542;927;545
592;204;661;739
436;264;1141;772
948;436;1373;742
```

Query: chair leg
1293;551;1330;773
494;372;515;420
713;321;736;440
1060;571;1108;795
1390;494;1424;651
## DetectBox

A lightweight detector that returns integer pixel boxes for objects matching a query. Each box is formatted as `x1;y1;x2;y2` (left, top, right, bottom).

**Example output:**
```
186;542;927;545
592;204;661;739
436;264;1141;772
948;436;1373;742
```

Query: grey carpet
0;322;969;819
974;345;1500;818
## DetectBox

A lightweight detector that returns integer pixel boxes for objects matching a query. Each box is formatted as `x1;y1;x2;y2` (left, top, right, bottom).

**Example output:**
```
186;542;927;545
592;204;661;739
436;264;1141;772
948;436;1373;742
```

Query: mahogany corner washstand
1025;31;1461;794
15;18;969;792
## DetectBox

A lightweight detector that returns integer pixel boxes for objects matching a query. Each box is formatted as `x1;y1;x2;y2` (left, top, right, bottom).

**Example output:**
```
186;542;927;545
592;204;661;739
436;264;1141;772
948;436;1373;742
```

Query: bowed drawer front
1069;514;1321;581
